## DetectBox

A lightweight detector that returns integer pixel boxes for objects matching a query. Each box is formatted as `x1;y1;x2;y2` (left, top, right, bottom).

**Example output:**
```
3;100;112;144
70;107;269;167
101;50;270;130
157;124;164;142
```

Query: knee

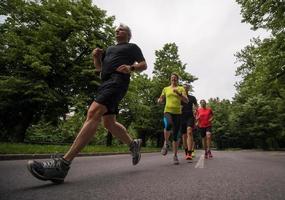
103;118;117;131
206;133;211;139
187;131;193;137
103;121;113;130
187;129;193;136
86;107;103;123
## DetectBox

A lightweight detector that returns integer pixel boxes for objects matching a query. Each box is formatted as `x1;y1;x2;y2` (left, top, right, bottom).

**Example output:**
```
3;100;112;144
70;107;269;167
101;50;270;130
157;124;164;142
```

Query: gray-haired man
27;24;147;183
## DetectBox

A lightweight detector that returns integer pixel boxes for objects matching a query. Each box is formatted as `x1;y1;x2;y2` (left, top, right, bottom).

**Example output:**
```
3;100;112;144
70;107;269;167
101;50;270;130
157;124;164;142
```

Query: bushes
24;112;139;146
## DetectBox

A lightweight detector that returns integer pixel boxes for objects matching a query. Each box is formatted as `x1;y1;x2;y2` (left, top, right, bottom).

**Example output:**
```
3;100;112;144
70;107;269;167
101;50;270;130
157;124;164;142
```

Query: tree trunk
156;131;163;148
106;131;112;146
139;132;146;147
9;111;34;142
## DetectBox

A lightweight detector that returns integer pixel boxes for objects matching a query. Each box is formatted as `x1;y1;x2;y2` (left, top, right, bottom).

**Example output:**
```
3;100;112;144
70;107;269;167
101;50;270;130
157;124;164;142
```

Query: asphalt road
1;150;285;200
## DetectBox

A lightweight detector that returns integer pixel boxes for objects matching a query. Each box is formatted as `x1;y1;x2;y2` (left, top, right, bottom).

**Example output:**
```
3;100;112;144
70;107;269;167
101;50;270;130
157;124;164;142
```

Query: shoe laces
130;141;136;155
42;154;62;169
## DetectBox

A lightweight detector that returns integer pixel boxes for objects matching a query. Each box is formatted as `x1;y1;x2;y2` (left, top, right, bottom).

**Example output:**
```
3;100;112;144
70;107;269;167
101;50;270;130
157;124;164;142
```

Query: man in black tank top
27;24;147;183
180;84;198;160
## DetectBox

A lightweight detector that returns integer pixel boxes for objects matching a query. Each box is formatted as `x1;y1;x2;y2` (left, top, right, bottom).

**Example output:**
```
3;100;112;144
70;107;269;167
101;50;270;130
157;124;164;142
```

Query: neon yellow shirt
161;86;186;114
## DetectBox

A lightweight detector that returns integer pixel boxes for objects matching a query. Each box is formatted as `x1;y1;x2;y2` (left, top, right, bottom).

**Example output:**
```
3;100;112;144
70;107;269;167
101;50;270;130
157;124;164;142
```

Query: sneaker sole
161;150;168;156
27;161;64;184
27;161;48;181
133;139;142;165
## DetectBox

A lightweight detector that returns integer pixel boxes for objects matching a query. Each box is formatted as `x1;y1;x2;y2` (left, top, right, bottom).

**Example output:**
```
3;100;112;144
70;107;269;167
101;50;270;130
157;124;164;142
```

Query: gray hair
119;23;132;41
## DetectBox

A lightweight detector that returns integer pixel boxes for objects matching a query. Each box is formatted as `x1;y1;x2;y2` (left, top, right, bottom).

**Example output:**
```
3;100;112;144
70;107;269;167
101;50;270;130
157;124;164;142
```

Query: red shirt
196;107;213;128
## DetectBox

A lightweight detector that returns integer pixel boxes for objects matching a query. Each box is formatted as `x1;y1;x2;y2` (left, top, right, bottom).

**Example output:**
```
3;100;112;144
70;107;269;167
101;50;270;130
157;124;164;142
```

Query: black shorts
94;74;129;115
198;126;212;138
192;127;200;142
180;114;195;134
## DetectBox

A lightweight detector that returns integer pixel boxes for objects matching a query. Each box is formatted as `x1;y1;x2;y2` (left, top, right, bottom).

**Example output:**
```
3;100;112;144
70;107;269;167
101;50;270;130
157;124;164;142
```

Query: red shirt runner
196;108;213;128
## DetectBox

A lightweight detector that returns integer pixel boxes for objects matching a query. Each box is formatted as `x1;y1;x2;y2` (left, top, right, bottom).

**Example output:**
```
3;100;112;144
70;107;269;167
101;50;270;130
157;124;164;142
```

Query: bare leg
182;134;187;150
192;141;195;151
186;127;193;152
103;115;132;145
202;137;206;150
173;140;179;156
206;132;212;150
164;129;171;144
63;102;107;161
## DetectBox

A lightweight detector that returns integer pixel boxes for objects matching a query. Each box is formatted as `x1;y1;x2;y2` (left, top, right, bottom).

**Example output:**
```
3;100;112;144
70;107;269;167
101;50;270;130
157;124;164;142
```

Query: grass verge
0;143;160;154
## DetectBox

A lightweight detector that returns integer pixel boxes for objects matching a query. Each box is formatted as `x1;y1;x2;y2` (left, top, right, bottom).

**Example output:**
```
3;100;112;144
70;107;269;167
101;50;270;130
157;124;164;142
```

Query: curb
0;151;159;161
0;152;130;161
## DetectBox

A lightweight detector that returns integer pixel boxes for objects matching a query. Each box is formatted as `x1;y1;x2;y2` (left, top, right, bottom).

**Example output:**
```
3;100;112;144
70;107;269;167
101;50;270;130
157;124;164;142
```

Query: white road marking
195;155;204;168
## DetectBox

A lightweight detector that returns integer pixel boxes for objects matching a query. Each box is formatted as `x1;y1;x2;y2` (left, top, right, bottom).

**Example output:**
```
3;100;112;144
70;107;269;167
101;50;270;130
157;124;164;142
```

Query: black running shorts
94;74;129;115
180;113;195;134
198;126;212;138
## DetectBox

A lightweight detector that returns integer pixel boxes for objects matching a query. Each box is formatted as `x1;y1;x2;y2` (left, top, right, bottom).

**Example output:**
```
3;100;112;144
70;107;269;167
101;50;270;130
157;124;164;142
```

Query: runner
157;73;188;164
196;99;214;159
180;84;198;160
27;23;147;183
191;125;200;157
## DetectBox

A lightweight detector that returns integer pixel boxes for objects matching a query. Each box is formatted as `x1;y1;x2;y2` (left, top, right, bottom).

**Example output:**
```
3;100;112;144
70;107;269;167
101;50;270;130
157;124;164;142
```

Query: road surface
1;150;285;200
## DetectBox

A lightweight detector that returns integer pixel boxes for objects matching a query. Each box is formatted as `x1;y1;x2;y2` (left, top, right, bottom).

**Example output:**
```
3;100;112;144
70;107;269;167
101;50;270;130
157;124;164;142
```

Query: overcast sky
93;0;268;101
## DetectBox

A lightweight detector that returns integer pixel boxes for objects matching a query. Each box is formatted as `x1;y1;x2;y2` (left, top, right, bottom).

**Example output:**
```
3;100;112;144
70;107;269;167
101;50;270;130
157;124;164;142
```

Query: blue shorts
163;113;181;141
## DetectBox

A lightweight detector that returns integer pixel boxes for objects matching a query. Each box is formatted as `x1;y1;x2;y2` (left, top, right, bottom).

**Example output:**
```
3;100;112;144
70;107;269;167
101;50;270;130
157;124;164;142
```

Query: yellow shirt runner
161;86;186;114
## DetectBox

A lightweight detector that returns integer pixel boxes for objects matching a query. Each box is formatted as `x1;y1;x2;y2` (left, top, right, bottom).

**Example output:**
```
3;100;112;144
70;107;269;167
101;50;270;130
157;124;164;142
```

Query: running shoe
208;150;213;158
173;155;179;165
27;156;70;184
204;151;208;159
192;150;196;158
184;148;188;156
130;139;142;165
161;142;170;156
186;154;192;160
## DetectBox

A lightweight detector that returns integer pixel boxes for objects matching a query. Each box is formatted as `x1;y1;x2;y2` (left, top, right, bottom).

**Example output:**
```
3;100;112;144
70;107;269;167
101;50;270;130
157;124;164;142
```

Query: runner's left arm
209;109;214;122
173;87;188;103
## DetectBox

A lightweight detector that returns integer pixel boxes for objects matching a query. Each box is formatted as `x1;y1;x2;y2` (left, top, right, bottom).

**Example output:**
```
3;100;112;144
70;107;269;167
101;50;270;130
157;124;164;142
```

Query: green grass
0;143;160;154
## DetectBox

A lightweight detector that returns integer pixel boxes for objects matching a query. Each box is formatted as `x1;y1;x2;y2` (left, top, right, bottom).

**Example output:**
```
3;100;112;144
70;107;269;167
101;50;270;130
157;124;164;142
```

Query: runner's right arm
92;48;104;73
157;88;166;104
157;95;165;104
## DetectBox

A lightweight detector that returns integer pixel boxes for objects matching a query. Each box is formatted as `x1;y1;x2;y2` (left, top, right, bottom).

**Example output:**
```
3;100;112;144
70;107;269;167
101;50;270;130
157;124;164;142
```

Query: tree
151;43;197;146
0;0;115;142
236;0;285;35
119;74;154;146
232;0;285;149
208;98;233;149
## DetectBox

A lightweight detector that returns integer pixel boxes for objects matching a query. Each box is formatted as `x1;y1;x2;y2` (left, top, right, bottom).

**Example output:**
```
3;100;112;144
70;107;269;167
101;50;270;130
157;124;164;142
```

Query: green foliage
227;0;285;149
25;120;63;143
0;0;115;141
153;43;197;91
119;43;197;147
208;98;233;149
0;142;160;154
232;32;285;149
3;0;284;151
151;43;197;146
236;0;285;34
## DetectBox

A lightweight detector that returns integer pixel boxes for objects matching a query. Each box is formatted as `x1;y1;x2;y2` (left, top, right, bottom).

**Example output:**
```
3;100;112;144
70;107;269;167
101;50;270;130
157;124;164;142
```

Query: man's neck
117;40;128;44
